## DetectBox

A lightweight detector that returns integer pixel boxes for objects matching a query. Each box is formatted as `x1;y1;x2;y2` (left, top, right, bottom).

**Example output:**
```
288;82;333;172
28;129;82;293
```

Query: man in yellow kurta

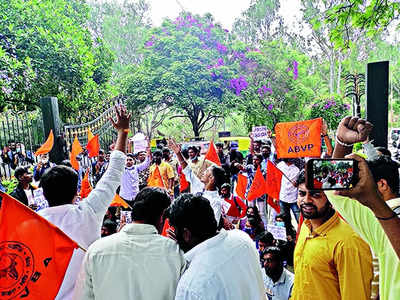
290;172;373;300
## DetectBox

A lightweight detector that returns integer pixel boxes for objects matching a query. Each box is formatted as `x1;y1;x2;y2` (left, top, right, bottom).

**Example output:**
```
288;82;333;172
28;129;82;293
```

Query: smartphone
305;158;358;190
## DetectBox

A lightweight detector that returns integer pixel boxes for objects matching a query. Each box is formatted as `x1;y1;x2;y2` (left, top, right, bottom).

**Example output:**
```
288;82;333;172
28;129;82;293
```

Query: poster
267;224;287;241
252;126;268;140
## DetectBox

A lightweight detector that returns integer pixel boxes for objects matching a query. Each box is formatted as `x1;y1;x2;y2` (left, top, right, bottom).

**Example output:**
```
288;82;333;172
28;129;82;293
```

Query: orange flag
0;192;78;300
161;218;172;237
35;130;54;156
265;161;283;200
179;172;189;192
267;195;281;214
87;128;94;141
80;169;92;199
86;135;100;158
70;136;83;171
110;194;130;209
204;141;221;166
235;173;248;200
275;118;322;158
247;166;266;201
148;166;165;188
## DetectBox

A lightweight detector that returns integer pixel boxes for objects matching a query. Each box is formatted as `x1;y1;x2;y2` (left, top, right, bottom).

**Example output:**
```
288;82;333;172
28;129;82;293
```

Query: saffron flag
247;167;266;201
265;161;283;200
204;141;221;166
275;118;322;158
87;128;94;142
179;173;189;192
80;170;92;199
0;192;78;300
235;173;248;200
267;195;281;214
148;166;165;188
110;194;130;209
86;135;100;158
70;136;83;171
35;130;54;156
161;218;172;237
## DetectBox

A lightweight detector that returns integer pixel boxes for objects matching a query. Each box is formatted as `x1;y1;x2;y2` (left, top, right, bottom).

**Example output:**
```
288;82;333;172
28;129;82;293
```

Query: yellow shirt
149;162;174;188
291;212;373;300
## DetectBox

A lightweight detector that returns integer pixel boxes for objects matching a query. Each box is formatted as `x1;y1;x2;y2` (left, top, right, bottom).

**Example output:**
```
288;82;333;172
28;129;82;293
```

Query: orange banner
275;118;322;158
80;170;92;199
0;192;77;300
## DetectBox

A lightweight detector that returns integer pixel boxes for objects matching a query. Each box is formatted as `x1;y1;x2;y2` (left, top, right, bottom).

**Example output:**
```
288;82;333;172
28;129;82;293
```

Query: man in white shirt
73;187;186;300
167;193;265;300
38;105;129;300
276;159;300;222
168;138;227;224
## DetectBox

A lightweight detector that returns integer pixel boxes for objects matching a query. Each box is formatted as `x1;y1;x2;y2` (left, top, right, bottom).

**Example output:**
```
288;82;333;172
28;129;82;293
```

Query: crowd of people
2;105;400;300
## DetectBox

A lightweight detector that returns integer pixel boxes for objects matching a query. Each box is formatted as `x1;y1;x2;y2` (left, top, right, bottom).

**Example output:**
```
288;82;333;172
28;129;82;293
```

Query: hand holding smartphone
306;159;358;190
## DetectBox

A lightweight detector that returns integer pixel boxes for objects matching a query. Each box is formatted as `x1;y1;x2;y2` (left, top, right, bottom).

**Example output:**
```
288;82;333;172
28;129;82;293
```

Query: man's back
175;229;265;300
73;223;186;300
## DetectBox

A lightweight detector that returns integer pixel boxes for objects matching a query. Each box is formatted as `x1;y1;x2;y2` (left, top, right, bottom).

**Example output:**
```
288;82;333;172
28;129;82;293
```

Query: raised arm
168;138;187;170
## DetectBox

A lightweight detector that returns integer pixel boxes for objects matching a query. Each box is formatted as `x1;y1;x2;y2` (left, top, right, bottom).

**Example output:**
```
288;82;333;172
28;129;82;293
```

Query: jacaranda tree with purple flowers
309;95;350;130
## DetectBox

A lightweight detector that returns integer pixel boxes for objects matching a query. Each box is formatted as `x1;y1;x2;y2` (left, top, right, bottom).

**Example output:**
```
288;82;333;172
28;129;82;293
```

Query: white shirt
38;150;126;300
175;229;265;300
263;268;294;300
119;156;150;200
73;223;186;300
182;165;228;222
276;162;300;203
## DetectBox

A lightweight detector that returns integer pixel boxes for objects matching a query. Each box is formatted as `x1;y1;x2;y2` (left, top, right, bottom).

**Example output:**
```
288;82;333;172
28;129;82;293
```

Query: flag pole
271;161;296;185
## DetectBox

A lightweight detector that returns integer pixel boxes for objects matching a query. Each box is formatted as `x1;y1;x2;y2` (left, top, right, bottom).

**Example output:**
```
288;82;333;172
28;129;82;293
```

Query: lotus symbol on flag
288;124;310;144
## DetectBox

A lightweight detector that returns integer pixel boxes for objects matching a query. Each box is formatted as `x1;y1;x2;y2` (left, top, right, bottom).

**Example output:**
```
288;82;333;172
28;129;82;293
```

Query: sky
149;0;303;30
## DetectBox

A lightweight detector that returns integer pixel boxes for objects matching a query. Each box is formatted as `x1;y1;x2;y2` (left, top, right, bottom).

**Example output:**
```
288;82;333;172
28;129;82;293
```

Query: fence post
40;97;65;164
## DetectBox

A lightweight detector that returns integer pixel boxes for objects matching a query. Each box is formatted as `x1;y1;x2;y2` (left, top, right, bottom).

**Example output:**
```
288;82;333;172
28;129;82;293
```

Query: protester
168;138;227;224
291;171;373;300
187;145;212;178
101;219;117;237
262;246;294;300
10;166;37;210
91;149;108;185
239;206;265;241
37;104;129;300
74;187;185;300
276;158;300;222
136;150;150;190
2;140;25;169
163;147;180;198
257;231;275;255
33;153;54;182
220;183;246;224
149;150;174;196
119;146;151;206
330;116;400;299
167;193;265;299
216;142;231;182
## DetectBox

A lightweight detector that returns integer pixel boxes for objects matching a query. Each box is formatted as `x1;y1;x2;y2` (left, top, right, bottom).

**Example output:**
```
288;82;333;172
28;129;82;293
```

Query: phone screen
306;159;356;190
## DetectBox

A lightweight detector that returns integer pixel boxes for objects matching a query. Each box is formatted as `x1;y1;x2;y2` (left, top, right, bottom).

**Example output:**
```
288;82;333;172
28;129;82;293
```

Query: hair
368;156;400;195
102;219;117;234
162;147;170;153
153;150;162;157
215;142;224;148
296;170;306;186
254;154;263;161
262;246;283;262
187;146;199;154
211;165;227;191
375;147;392;157
258;231;275;245
59;160;72;168
181;148;189;159
99;149;105;155
167;193;217;240
126;153;134;159
8;139;15;144
14;166;29;181
261;145;271;151
131;187;171;226
221;183;231;191
40;166;78;207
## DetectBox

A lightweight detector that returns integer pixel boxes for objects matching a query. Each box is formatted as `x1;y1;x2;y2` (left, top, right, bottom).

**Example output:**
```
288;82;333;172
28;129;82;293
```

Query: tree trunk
337;58;342;94
329;55;335;94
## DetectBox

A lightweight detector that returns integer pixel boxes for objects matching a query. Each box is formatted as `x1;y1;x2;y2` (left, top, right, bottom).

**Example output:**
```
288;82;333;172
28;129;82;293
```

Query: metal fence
0;110;44;179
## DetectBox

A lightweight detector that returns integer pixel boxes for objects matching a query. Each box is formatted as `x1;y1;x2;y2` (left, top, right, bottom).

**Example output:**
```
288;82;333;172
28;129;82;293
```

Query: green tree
0;0;114;116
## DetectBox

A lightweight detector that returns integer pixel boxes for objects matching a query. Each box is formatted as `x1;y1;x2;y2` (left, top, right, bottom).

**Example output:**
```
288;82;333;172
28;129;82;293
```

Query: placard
267;224;287;241
132;132;147;153
252;126;268;140
120;211;132;224
32;188;49;211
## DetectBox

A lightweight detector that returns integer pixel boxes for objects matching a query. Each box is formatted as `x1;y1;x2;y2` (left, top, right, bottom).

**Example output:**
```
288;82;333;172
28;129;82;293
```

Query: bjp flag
179;172;189;192
247;167;266;201
110;194;130;209
80;170;92;199
148;166;165;188
70;136;83;171
86;135;100;158
204;141;221;166
275;118;322;158
235;173;248;200
35;130;54;156
0;192;78;300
